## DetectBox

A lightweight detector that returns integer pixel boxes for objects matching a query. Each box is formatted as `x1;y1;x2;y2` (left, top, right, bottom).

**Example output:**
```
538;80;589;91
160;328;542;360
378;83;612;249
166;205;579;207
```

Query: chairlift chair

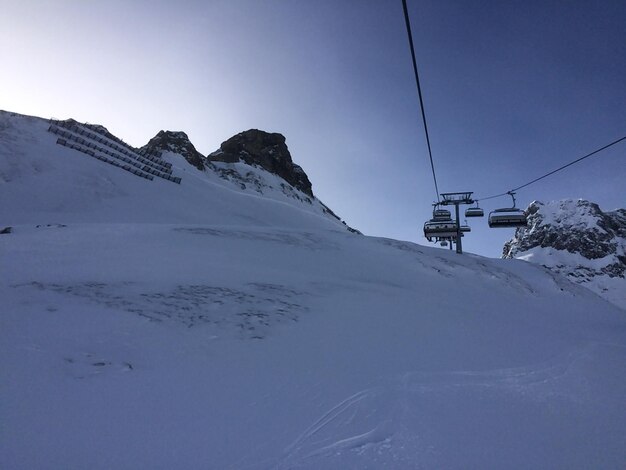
432;208;452;221
465;202;484;218
488;209;527;228
424;220;471;242
424;220;455;241
488;192;527;228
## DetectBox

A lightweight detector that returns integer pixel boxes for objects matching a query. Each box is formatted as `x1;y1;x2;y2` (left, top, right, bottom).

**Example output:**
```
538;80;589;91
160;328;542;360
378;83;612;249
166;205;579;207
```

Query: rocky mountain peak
141;130;206;170
208;129;313;197
504;199;625;261
503;199;626;309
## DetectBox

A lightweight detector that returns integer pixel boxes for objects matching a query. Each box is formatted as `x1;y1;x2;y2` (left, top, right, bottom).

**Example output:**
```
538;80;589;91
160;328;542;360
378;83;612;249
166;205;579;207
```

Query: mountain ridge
503;199;626;309
0;110;356;232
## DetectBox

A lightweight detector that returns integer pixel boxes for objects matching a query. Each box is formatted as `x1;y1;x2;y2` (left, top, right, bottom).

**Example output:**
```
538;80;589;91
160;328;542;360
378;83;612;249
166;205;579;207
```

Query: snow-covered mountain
0;110;351;231
2;110;626;469
503;199;626;310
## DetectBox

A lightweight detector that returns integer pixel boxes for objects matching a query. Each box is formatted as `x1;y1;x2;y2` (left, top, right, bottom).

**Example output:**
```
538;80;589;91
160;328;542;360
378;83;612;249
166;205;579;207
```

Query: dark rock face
136;127;358;231
503;199;626;281
141;131;206;171
208;129;313;197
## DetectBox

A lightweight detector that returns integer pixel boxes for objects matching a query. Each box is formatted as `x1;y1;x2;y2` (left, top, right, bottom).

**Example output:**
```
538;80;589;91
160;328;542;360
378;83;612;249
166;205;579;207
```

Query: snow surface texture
503;199;626;310
2;111;626;469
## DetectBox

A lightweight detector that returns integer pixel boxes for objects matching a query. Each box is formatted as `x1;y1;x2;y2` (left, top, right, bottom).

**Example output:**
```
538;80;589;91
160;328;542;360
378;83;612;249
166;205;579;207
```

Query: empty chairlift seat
488;208;527;228
465;206;484;217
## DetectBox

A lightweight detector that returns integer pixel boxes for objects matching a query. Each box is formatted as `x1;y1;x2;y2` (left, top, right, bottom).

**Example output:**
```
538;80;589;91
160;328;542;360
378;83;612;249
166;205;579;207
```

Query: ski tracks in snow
275;343;613;469
276;387;398;469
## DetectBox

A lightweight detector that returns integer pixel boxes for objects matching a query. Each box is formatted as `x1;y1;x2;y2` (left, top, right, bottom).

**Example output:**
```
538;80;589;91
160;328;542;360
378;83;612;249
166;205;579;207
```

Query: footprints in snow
63;352;133;379
19;281;308;340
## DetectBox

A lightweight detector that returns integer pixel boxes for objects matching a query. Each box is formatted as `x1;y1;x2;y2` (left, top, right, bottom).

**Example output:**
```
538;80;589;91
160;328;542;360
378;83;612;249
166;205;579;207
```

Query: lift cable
476;134;626;203
402;0;440;203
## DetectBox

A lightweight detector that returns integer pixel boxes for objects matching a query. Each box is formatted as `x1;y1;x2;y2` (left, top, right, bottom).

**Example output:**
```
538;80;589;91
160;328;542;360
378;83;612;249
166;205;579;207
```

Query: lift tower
440;192;474;254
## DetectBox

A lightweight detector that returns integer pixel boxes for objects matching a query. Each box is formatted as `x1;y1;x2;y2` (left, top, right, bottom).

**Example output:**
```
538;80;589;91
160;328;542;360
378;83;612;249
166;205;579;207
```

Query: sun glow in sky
2;0;625;257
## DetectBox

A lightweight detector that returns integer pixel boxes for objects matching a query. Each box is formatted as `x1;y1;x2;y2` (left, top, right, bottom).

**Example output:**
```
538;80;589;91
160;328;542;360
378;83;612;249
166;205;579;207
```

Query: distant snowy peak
504;199;626;264
208;129;313;197
141;130;206;170
503;199;626;309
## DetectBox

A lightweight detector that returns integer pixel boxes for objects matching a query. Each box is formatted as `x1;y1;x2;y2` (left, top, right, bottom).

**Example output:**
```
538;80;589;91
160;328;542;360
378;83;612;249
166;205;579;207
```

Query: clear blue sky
2;0;625;257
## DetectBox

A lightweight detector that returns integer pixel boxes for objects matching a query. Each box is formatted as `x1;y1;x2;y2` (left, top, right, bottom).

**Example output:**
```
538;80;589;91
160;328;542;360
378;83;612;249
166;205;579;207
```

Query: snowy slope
0;110;347;231
2;111;626;469
503;199;626;310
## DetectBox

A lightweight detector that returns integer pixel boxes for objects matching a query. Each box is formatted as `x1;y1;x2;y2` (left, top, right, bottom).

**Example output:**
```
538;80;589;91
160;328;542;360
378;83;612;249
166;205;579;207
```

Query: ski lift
432;207;452;221
424;220;471;242
488;192;527;228
465;202;484;218
424;220;456;241
440;240;448;247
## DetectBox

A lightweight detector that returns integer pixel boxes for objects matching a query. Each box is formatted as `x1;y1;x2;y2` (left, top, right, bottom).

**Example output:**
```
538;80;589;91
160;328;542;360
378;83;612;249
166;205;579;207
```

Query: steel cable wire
476;135;626;202
402;0;440;203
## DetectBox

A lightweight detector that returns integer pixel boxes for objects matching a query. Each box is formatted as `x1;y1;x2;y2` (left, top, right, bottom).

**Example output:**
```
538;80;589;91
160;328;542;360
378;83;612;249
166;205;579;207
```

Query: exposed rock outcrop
503;199;626;309
137;127;358;232
141;131;206;171
208;129;313;197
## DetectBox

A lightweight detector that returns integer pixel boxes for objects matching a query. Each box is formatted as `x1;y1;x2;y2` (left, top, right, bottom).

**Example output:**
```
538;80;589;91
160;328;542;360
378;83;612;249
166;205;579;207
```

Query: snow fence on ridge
48;119;181;184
